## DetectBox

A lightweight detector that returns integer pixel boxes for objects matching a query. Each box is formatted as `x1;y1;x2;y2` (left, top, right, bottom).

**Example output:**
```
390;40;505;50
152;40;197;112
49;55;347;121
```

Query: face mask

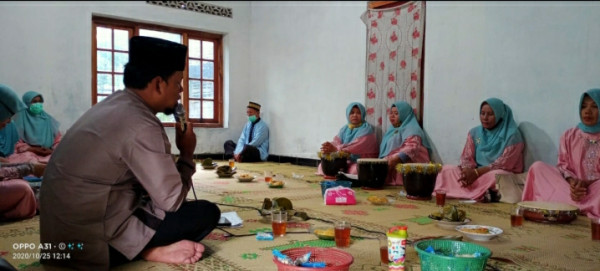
248;115;257;123
29;103;44;115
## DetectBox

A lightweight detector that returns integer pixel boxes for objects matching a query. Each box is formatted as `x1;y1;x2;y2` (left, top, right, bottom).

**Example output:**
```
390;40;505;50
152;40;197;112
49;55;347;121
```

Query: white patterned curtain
361;1;425;142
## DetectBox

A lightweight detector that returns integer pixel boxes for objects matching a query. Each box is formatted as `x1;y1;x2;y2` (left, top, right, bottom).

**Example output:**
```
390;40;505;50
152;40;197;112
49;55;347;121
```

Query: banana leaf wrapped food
430;205;467;222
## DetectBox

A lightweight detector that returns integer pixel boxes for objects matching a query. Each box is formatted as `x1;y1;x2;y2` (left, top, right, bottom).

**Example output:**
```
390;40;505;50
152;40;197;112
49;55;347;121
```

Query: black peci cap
128;36;187;71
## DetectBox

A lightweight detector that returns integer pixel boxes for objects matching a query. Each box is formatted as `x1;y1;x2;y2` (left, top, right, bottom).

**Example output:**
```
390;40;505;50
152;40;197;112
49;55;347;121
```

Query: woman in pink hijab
522;88;600;218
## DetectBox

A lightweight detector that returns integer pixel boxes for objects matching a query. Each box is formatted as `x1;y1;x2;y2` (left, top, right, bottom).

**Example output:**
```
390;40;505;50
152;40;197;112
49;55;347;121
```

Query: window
92;16;223;127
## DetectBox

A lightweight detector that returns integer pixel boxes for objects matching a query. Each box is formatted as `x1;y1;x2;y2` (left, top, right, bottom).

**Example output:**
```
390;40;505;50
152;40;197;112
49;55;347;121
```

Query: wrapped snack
257;232;274;241
272;249;294;265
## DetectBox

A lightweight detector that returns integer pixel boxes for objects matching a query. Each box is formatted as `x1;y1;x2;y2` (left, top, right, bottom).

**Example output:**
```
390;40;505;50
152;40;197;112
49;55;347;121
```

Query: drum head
397;163;442;176
403;163;435;166
517;201;578;211
357;158;387;164
517;201;579;224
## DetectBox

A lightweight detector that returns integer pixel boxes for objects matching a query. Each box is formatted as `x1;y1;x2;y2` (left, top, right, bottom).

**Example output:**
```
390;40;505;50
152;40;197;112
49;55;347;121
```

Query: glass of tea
264;171;273;183
334;221;351;248
378;236;389;265
435;189;446;207
271;210;287;237
591;216;600;241
511;205;524;227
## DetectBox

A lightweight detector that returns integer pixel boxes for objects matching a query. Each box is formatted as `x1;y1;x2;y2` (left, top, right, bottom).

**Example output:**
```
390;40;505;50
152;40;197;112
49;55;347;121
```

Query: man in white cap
224;101;270;162
40;36;220;270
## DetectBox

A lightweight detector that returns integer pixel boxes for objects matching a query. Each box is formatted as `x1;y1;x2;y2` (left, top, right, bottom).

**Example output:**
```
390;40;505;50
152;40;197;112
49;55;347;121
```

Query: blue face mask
248;115;257;123
29;103;44;115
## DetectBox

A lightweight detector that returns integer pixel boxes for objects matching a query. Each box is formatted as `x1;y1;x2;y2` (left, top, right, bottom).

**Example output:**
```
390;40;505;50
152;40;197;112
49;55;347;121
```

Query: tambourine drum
399;163;441;201
517;201;579;224
320;157;348;178
357;158;388;190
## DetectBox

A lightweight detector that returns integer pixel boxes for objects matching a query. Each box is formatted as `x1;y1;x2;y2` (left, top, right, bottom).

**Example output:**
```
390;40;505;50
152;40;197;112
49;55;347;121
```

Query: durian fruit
261;198;273;210
260;197;294;217
430;210;444;220
447;205;460;221
272;197;293;210
201;158;213;166
435;205;467;222
217;165;232;173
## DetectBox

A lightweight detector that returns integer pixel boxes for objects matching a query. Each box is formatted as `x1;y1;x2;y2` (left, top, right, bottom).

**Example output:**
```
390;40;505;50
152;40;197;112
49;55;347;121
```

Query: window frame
91;16;224;128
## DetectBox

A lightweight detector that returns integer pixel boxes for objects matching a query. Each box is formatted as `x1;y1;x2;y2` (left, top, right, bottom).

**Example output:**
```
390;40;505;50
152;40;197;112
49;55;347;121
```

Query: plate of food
216;165;236;178
217;171;236;178
429;205;471;230
434;218;471;230
268;180;285;188
202;162;218;170
455;225;503;241
367;195;391;205
313;227;335;240
237;173;255;182
429;205;467;221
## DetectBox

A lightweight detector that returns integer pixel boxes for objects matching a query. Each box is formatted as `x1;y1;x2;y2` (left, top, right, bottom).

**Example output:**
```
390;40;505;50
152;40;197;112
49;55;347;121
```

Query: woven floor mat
1;161;598;270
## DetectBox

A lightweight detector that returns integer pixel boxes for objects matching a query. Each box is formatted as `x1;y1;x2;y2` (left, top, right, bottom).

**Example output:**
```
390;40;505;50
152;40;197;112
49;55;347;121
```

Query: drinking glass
271;210;287;237
591;217;600;241
334;221;351;248
511;205;524;227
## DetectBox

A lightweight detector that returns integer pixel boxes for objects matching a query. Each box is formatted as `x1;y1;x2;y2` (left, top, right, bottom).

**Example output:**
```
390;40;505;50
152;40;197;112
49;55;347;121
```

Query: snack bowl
268;180;285;188
237;173;255;182
455;225;503;241
312;227;335;240
367;195;391;205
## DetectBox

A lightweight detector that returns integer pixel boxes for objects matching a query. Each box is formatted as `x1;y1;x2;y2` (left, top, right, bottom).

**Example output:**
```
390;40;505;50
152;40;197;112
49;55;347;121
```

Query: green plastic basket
414;240;492;271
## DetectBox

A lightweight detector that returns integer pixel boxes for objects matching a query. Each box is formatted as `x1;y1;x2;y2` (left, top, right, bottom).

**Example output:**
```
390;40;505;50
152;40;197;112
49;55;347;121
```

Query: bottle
387;225;407;271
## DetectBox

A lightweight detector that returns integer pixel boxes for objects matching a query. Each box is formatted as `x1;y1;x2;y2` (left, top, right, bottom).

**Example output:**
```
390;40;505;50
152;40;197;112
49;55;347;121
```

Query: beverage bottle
387;225;407;271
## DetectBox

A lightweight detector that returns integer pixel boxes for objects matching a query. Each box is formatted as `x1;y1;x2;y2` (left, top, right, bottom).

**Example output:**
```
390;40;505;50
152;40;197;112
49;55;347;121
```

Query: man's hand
175;121;196;160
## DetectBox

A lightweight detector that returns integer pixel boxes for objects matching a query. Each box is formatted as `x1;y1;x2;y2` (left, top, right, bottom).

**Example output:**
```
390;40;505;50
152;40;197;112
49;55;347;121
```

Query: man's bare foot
141;240;205;264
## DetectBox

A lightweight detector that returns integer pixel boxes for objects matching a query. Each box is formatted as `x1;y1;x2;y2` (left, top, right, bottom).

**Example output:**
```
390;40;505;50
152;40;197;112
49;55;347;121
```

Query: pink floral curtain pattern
361;1;425;141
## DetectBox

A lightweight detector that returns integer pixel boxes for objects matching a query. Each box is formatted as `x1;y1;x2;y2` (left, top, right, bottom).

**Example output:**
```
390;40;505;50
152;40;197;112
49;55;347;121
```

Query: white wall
0;1;253;154
249;1;367;158
424;1;600;168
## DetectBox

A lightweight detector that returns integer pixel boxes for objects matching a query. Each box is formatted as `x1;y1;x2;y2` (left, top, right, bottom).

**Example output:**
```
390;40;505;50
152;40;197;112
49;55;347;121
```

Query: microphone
174;103;187;132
